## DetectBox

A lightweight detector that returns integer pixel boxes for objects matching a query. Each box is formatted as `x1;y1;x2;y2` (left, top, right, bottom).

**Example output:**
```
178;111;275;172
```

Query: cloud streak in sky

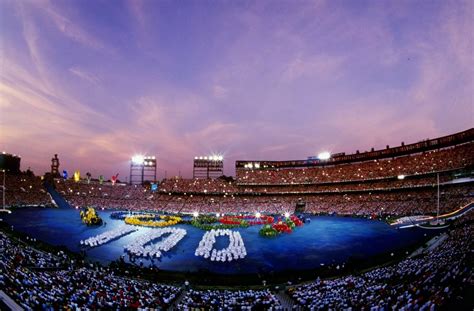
69;67;101;85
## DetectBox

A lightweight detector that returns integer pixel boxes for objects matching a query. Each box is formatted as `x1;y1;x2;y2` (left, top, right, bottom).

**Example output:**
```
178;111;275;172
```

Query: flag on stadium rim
74;170;80;182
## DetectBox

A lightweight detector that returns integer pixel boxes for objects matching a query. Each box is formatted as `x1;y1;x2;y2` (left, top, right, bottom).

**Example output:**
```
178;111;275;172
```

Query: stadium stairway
44;182;71;209
276;290;295;310
168;290;187;311
0;290;24;311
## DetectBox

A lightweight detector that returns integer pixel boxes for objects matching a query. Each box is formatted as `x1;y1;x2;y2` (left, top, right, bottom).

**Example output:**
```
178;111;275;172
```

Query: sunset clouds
0;0;472;179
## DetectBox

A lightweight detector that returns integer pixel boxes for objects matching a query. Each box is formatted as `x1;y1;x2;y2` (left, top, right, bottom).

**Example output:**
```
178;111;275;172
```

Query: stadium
2;0;474;310
0;129;473;310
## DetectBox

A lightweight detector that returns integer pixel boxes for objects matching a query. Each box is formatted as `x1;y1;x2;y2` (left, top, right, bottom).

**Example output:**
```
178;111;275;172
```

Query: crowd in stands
303;185;473;216
167;184;473;216
0;232;181;309
54;180;149;210
51;178;473;217
160;178;237;194
2;172;471;218
159;173;459;195
288;214;473;310
239;173;454;194
237;143;473;185
177;289;281;310
1;173;52;207
3;142;472;218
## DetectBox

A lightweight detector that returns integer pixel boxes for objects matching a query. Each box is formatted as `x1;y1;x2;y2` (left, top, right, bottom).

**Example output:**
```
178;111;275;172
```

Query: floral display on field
189;215;245;230
189;214;276;230
109;211;302;239
219;215;274;226
290;215;304;227
259;215;304;237
124;214;182;227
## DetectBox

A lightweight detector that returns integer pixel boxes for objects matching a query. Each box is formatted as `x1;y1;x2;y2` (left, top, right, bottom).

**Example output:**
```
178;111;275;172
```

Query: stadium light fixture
318;151;331;160
132;155;145;165
397;175;406;180
255;212;261;218
193;211;199;218
284;212;290;218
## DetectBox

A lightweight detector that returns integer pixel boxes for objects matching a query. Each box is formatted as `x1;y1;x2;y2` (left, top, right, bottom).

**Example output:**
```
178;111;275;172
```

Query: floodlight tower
193;155;224;179
317;151;331;161
129;155;157;185
317;151;331;167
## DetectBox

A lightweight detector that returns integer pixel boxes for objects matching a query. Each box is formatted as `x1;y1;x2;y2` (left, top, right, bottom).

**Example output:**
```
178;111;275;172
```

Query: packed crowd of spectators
156;194;296;215
177;289;281;310
156;144;473;196
239;173;454;194
303;185;473;216
237;143;473;185
157;184;473;216
159;173;458;195
3;142;472;218
51;178;473;217
1;173;52;207
288;214;473;310
54;180;149;210
160;178;237;194
0;232;181;309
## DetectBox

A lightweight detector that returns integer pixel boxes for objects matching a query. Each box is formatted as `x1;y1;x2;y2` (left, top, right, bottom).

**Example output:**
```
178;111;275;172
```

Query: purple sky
0;0;473;180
